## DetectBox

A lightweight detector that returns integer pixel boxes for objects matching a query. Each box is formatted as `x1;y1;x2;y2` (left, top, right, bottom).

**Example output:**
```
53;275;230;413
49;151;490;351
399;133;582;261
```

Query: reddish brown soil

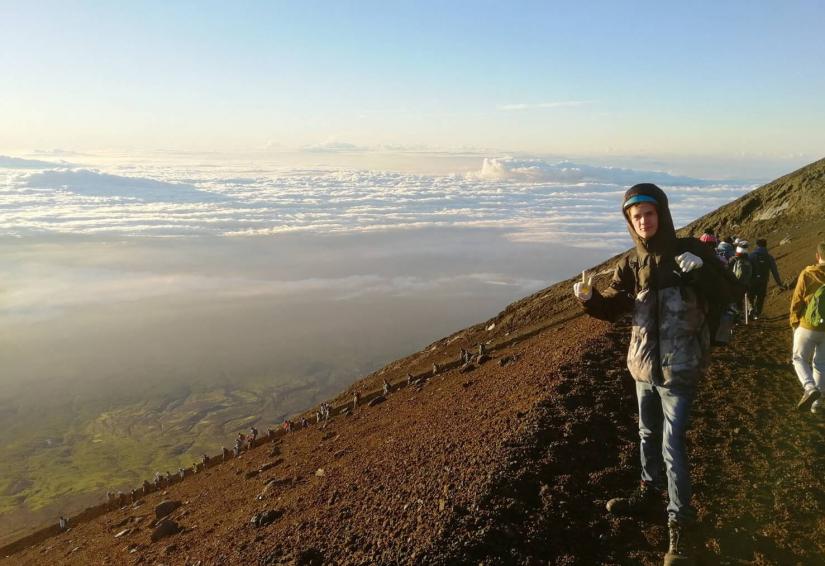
4;158;825;565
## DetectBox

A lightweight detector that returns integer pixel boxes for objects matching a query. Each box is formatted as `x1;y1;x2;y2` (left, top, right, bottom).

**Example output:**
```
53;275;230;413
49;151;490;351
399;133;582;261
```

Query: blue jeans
636;381;697;523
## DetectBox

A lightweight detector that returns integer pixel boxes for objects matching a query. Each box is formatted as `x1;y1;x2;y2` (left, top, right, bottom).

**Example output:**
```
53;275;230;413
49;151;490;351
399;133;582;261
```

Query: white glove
675;252;703;272
573;270;593;301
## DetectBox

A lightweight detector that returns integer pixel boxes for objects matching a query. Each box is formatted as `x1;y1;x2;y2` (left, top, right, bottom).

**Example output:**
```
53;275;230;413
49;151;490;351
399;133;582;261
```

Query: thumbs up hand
573;270;593;301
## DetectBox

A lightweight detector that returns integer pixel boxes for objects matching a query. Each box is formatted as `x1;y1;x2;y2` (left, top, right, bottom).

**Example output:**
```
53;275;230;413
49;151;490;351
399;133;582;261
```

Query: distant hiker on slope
790;241;825;413
574;183;738;565
699;231;726;267
717;236;735;262
748;238;786;319
729;241;753;319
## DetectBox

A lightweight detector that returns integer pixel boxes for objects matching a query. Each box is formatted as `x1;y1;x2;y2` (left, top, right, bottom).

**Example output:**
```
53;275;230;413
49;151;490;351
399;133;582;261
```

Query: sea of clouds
0;155;756;251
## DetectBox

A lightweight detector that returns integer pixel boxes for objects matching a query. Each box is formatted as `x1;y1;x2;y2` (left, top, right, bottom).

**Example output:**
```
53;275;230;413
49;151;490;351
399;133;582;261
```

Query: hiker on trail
235;434;244;456
717;237;735;265
250;426;258;446
790;241;825;413
179;467;185;480
748;238;786;319
353;391;360;411
283;419;292;433
383;379;391;396
729;241;753;317
573;183;739;564
301;416;309;428
699;231;726;267
58;515;68;531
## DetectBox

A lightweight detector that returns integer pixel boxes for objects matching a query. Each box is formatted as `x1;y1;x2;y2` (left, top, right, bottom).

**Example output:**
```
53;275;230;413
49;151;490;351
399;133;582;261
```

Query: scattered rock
163;543;178;555
112;516;133;529
251;509;283;528
315;468;326;477
245;470;260;480
114;528;133;538
487;323;496;331
459;363;475;374
368;395;386;407
259;460;281;472
150;519;180;542
154;500;181;520
295;547;325;565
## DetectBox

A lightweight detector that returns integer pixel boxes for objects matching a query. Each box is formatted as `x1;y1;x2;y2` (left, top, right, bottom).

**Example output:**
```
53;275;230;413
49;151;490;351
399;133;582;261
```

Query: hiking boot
797;388;821;412
605;481;657;515
663;519;694;565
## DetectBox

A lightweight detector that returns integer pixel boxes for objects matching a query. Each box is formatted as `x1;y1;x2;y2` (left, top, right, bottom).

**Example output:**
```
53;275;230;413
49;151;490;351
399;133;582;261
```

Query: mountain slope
4;156;825;565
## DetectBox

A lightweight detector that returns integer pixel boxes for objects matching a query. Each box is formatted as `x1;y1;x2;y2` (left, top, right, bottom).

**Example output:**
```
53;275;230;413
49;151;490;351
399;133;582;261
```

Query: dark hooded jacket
582;184;737;387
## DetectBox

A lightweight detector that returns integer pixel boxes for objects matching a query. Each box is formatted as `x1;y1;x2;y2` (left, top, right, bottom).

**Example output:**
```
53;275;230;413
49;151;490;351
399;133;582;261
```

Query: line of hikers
574;183;821;565
697;230;787;321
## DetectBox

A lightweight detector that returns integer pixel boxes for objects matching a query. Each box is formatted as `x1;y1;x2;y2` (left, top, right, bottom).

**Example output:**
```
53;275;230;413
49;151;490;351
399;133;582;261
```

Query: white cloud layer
0;157;755;251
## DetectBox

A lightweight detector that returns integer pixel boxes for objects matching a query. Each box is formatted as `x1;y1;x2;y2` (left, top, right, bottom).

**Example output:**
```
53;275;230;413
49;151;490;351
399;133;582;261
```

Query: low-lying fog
0;228;606;404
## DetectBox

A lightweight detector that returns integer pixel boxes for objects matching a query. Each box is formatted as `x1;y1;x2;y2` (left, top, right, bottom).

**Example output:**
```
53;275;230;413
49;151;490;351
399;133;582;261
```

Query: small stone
368;395;386;407
114;528;132;538
154;500;181;520
251;509;283;527
244;470;260;479
315;468;326;477
150;519;180;542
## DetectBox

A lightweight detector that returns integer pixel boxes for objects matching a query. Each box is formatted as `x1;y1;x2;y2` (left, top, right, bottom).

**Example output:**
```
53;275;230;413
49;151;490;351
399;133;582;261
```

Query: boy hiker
790;242;825;413
574;183;739;565
748;238;785;319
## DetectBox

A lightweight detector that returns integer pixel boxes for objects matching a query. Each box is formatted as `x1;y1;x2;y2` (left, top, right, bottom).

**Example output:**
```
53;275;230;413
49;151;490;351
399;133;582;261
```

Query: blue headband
623;194;658;209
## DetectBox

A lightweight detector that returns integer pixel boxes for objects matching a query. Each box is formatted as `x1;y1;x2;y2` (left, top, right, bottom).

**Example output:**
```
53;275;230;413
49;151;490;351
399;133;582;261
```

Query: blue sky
1;0;823;159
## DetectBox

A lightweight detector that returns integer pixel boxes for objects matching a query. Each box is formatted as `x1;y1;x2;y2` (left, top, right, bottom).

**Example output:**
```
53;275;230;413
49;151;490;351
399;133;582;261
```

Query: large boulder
154;500;182;520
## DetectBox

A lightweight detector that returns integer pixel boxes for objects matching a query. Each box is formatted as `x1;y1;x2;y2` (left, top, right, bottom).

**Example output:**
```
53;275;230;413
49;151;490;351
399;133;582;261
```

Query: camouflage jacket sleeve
582;257;635;322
